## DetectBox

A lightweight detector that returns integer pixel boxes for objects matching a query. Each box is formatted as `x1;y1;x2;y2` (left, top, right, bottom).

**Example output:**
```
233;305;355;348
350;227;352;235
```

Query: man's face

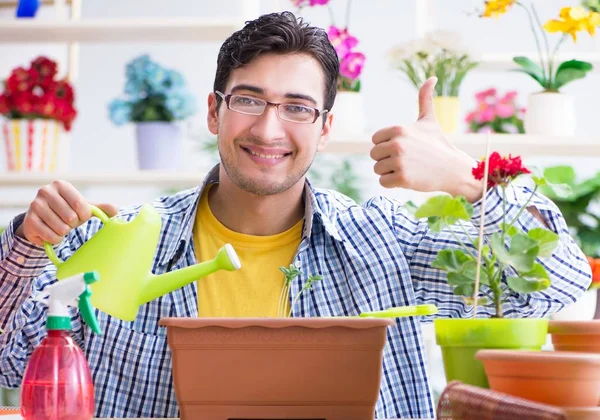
207;53;332;196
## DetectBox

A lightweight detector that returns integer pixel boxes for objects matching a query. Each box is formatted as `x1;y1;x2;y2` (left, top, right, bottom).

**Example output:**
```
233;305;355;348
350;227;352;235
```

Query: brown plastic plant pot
475;349;600;408
159;317;394;420
548;320;600;353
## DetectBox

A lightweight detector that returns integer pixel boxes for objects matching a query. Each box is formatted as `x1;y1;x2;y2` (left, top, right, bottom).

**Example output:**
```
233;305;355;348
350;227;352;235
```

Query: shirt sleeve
395;184;592;319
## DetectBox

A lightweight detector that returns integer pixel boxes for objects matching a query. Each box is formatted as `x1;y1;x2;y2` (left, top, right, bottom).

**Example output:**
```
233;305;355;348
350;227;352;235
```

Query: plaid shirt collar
157;164;343;268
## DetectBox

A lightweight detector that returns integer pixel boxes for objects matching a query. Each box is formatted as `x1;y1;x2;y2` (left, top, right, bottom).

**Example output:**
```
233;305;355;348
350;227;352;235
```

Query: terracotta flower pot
476;349;600;407
159;317;394;420
548;320;600;352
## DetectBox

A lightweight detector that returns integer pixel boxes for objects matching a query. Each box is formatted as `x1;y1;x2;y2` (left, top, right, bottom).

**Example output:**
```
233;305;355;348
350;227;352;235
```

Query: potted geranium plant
108;54;197;170
291;0;367;140
412;151;568;387
0;56;76;172
465;88;526;134
479;1;599;135
388;30;478;134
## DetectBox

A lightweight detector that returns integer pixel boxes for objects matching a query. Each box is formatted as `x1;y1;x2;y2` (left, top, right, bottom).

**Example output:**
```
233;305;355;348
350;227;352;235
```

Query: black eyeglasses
215;90;327;124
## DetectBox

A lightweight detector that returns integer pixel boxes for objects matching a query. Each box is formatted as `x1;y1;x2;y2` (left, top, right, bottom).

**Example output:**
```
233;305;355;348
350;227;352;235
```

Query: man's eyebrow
284;93;317;106
230;84;264;94
229;84;318;106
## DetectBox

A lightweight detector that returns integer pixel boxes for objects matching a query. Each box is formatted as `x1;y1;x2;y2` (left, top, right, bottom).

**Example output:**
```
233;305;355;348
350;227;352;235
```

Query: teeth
247;148;286;159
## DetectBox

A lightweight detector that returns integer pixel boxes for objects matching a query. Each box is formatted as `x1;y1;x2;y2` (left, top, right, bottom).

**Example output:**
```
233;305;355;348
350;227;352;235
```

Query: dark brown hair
213;11;339;113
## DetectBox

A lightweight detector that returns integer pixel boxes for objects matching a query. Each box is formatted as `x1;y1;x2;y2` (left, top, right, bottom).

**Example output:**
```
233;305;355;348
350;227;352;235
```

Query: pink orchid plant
291;0;365;92
465;88;526;134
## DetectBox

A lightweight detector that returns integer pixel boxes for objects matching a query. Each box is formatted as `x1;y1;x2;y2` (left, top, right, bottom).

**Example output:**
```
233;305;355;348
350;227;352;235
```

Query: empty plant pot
476;349;600;407
159;317;394;420
548;320;600;353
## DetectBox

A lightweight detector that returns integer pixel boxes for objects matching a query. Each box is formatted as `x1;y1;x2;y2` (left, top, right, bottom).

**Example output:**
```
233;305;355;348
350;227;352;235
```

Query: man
0;11;591;419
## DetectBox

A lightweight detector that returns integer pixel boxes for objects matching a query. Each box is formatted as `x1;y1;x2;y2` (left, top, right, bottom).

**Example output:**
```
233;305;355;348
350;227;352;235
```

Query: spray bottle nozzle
46;271;102;335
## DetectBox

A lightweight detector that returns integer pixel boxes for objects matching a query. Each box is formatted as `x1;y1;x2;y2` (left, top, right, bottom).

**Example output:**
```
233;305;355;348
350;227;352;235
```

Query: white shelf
0;18;242;43
324;134;600;157
0;171;204;188
478;53;600;72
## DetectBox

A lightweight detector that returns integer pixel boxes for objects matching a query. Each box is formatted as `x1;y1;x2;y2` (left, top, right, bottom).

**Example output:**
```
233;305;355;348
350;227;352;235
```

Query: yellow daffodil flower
481;0;517;18
544;6;600;41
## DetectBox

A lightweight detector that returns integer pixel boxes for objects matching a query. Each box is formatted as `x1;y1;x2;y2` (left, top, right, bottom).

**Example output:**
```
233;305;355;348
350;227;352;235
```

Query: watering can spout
140;244;241;305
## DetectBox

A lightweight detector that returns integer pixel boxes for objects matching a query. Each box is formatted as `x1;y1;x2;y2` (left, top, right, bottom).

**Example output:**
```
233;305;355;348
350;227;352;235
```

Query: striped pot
2;119;64;172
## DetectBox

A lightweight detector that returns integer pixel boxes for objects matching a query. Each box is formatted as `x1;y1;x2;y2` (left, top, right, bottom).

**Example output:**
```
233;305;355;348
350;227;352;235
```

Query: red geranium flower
31;56;58;88
1;57;76;131
472;151;531;188
6;67;35;93
0;94;10;114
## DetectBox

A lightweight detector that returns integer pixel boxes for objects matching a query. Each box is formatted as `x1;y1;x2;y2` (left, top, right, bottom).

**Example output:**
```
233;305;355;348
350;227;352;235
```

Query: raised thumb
417;77;438;121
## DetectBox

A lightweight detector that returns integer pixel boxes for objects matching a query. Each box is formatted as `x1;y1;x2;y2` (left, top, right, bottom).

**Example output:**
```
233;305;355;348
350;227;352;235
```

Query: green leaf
512;56;546;86
432;249;474;272
507;276;551;293
415;195;473;220
506;225;519;237
453;283;475;297
527;228;559;257
541;182;573;199
490;232;538;272
544;165;576;186
553;64;591;90
556;59;593;73
427;216;445;232
447;272;475;286
522;262;550;280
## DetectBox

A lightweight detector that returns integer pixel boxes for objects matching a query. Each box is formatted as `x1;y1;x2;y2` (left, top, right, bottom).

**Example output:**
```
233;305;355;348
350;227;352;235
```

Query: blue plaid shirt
0;165;592;418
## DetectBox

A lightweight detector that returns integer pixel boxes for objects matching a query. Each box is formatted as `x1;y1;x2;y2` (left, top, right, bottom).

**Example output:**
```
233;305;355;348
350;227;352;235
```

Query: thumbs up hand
370;77;483;203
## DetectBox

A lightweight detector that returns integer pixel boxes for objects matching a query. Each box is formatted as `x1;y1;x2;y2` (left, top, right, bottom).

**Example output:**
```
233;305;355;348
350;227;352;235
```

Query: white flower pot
328;91;367;142
1;119;67;172
524;92;576;136
135;122;183;170
551;289;598;321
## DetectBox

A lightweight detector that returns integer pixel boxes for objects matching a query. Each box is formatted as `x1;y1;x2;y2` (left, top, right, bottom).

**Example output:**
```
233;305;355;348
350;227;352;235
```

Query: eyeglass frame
214;90;328;124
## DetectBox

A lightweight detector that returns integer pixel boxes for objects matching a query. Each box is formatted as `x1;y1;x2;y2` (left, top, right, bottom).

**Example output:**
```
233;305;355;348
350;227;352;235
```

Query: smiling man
0;11;592;419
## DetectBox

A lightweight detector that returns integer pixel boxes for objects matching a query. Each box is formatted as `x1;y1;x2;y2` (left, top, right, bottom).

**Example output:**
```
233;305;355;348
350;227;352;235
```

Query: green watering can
44;204;241;321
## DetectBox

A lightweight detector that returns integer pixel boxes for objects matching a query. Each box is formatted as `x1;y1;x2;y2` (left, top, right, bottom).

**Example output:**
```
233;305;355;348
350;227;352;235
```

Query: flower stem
345;0;353;29
448;224;471;253
289;284;309;317
491;266;505;318
458;223;476;245
502;185;507;242
531;2;551;73
507;185;539;229
549;35;568;89
517;2;548;85
328;4;336;27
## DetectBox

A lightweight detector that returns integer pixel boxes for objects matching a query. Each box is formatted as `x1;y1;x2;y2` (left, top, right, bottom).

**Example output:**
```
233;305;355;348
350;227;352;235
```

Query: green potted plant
388;30;478;134
412;151;568;387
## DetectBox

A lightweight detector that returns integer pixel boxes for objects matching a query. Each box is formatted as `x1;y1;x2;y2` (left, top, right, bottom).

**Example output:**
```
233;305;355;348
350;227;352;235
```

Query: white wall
0;0;599;223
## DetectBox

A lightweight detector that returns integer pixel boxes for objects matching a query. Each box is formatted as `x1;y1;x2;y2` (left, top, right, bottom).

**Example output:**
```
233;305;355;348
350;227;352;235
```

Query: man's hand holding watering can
15;180;118;246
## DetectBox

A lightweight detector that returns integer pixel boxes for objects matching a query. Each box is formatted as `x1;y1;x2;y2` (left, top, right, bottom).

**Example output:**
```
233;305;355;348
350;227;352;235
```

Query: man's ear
317;112;333;152
207;92;219;135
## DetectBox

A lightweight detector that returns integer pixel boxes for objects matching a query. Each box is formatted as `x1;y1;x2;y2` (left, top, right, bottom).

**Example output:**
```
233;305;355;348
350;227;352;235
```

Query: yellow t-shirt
193;185;303;317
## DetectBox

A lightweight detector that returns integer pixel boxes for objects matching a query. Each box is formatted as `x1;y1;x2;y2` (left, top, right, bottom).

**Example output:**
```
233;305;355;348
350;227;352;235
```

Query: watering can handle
44;205;111;266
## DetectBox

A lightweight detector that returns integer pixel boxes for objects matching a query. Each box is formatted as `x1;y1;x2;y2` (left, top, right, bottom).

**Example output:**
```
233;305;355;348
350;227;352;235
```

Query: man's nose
249;104;287;142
